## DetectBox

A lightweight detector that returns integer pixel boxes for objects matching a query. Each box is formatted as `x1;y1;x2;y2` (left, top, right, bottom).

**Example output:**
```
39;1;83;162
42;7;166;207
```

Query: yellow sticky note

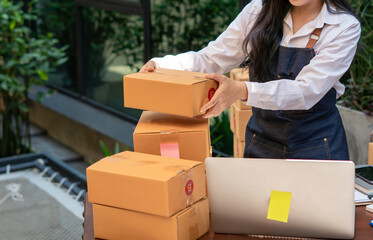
267;190;292;223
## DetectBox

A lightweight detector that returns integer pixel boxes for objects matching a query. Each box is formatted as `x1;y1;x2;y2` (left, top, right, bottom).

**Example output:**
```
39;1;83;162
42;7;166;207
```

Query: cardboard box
369;143;373;165
229;104;234;132
93;198;210;240
230;68;250;82
87;151;206;217
230;103;252;141
134;111;210;162
123;68;218;117
234;137;246;158
235;99;252;110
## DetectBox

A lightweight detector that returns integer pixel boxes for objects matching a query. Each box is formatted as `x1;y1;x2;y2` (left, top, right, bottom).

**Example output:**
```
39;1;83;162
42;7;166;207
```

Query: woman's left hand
200;73;248;118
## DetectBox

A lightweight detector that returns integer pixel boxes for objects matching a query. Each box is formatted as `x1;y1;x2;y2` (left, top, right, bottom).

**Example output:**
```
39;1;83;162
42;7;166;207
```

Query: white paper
354;189;373;203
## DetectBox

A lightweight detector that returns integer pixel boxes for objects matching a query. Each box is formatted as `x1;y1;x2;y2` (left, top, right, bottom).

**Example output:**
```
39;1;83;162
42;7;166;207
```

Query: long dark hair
241;0;357;82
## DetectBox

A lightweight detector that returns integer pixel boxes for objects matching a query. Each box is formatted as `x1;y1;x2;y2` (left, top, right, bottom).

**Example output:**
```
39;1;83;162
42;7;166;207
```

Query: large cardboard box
235;99;252;110
123;68;218;117
230;68;251;110
230;68;250;82
93;198;210;240
229;104;234;132
134;111;210;162
87;151;206;217
234;137;246;158
230;103;252;141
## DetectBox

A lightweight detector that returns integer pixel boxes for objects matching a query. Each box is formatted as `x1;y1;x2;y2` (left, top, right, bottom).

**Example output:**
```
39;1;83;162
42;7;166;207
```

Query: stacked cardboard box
87;69;216;239
134;111;211;162
230;68;252;158
87;151;209;240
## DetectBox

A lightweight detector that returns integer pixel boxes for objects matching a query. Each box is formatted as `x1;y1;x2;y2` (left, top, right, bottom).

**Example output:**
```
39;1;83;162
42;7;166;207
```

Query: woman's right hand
139;60;157;72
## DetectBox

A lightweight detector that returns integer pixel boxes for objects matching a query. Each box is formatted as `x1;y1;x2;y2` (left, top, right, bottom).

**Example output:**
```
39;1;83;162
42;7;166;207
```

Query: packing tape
160;131;180;159
182;169;194;207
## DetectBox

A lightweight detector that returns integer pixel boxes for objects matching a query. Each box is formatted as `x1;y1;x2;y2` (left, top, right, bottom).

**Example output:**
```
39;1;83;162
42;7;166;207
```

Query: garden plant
340;0;373;115
0;0;67;157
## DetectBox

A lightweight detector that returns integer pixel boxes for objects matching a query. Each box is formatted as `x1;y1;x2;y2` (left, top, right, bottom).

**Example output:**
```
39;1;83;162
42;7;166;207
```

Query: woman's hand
200;73;248;118
139;60;157;72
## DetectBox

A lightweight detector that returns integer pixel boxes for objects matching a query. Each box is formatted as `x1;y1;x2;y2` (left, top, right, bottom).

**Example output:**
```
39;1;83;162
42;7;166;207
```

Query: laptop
205;158;355;239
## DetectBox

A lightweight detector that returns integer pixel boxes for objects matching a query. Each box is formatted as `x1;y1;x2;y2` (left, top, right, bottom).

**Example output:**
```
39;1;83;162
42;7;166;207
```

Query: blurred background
1;0;372;169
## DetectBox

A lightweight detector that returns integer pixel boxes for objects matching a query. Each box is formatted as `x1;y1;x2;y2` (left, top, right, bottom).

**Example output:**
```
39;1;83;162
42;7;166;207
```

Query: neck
291;0;324;34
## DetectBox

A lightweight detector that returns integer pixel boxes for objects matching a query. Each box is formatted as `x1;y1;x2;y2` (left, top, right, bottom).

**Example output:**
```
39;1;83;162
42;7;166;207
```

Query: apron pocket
244;133;286;159
287;138;331;160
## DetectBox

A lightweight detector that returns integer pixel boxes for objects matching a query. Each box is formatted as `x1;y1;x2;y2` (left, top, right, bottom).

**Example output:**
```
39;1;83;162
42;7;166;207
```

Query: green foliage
35;0;238;154
0;0;67;157
37;0;76;90
339;0;373;115
36;0;239;84
151;0;239;55
99;140;120;157
210;109;233;156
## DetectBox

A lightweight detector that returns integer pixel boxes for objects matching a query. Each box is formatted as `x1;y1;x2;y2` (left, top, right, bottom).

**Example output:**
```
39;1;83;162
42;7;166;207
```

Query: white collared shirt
151;0;361;110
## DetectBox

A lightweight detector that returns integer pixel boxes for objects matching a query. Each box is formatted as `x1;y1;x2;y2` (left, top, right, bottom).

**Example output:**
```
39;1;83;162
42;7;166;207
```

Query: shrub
0;0;67;157
339;0;373;115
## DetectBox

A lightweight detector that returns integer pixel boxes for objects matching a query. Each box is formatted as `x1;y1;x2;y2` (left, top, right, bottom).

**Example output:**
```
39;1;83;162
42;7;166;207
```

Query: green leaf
9;20;15;30
37;70;48;80
36;92;45;103
99;140;111;157
56;57;68;66
18;103;28;112
114;142;120;154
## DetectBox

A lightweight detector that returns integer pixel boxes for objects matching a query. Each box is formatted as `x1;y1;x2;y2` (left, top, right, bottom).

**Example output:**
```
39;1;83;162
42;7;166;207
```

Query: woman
140;0;360;160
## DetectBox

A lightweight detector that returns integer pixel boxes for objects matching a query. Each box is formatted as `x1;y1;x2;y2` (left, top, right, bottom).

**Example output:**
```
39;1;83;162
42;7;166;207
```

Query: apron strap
306;25;325;49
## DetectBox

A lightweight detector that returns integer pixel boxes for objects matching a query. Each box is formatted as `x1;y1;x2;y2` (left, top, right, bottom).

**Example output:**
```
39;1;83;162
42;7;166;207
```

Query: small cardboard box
369;143;373;165
134;111;210;162
230;103;252;141
87;151;206;217
123;68;218;117
235;99;252;110
93;198;210;240
234;137;246;158
230;68;250;82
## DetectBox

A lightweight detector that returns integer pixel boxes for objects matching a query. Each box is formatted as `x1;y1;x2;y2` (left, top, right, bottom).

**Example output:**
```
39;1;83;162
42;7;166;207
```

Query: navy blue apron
243;27;349;160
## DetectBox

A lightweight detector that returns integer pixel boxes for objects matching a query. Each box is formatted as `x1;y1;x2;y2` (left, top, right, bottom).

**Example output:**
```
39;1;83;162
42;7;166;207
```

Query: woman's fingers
201;103;222;119
200;94;219;113
205;73;224;83
139;60;156;72
199;73;248;119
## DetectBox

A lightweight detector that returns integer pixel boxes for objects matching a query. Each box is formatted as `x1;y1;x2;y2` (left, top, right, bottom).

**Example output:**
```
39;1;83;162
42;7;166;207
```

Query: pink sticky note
160;142;180;159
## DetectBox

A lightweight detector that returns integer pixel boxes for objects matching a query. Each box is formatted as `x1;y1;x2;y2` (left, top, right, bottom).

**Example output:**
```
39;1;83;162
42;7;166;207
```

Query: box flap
87;151;202;182
176;198;210;240
134;111;209;134
124;68;209;85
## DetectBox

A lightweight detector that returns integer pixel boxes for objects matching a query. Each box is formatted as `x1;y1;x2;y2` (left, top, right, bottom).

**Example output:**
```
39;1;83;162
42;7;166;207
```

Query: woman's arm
244;18;361;110
200;15;361;118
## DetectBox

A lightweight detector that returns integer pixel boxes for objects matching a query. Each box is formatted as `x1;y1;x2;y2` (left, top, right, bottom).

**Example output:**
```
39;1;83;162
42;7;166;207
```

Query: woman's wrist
236;81;248;101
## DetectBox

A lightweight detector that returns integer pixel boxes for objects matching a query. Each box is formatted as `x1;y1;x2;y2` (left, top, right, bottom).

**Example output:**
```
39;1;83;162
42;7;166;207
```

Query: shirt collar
284;2;341;30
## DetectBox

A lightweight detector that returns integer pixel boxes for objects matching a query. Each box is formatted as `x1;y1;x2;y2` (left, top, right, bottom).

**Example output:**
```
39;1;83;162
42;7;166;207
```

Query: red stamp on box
208;88;216;101
185;180;194;196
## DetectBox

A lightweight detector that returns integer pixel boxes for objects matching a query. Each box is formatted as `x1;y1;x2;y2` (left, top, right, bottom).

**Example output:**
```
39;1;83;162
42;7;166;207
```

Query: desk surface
83;196;373;240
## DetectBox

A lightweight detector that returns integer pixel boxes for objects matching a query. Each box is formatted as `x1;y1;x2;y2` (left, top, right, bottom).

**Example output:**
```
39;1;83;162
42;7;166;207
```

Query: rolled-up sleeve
151;0;261;74
245;19;361;110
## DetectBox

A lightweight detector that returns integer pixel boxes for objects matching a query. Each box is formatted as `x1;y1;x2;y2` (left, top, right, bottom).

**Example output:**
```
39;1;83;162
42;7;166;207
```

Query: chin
289;0;309;7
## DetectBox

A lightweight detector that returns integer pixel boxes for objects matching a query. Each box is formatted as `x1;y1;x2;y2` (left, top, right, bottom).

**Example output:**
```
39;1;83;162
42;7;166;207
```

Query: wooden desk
83;196;373;240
